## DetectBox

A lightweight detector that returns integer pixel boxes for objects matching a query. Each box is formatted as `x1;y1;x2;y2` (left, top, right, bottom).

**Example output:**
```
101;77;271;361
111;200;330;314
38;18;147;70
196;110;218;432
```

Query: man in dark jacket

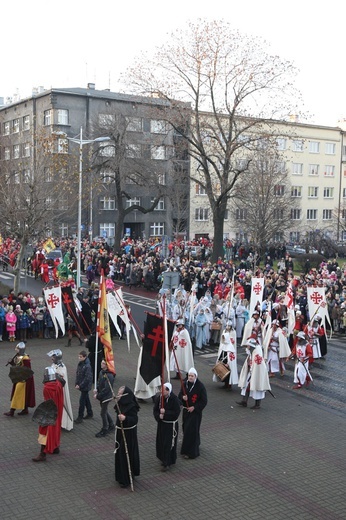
74;350;93;423
93;359;115;437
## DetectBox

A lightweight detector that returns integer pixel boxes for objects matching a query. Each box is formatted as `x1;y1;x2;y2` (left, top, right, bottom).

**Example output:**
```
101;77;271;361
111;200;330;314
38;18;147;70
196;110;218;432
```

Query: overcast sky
2;0;345;127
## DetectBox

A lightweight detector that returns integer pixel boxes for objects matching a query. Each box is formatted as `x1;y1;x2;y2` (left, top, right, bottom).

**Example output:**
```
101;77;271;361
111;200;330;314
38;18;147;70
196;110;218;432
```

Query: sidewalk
0;334;345;520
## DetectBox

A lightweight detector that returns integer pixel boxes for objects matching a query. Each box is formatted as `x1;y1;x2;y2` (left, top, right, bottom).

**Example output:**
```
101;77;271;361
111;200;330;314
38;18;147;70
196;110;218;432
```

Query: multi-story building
0;84;190;245
189;119;346;244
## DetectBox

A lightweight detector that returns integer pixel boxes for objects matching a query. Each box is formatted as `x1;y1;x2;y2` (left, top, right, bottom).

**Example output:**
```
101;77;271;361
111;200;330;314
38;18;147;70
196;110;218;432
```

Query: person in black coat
114;386;140;488
153;383;180;471
178;367;208;459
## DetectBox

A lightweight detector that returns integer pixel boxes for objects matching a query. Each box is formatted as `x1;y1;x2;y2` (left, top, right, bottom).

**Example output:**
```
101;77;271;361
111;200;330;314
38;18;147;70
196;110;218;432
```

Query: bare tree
92;109;174;251
0;131;73;292
233;146;300;254
123;19;304;261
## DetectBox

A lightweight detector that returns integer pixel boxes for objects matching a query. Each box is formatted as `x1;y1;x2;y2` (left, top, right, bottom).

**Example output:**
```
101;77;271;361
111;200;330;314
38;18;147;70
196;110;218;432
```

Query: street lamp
68;127;110;287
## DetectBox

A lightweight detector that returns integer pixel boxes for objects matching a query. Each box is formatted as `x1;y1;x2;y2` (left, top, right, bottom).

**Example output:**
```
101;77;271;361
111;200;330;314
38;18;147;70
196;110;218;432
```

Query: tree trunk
211;213;225;263
13;242;27;294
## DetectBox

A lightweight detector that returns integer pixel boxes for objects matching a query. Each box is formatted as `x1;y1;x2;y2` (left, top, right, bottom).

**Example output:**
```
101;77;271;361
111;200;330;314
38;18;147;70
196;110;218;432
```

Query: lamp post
68;127;110;287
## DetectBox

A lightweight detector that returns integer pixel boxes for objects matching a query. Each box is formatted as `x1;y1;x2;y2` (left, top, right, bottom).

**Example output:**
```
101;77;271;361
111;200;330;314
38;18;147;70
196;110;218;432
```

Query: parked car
285;245;306;257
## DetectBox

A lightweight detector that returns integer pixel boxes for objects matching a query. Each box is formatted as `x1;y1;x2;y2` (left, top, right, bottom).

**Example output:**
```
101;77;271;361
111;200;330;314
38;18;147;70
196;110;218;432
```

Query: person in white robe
169;320;194;378
213;324;238;388
263;320;291;377
237;338;271;409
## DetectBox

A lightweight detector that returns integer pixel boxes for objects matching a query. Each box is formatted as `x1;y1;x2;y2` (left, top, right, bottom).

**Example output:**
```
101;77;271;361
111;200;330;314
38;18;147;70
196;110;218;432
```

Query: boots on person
4;408;15;417
79;336;83;346
17;408;28;416
32;445;46;462
66;338;72;347
250;400;261;410
236;398;248;407
95;429;108;438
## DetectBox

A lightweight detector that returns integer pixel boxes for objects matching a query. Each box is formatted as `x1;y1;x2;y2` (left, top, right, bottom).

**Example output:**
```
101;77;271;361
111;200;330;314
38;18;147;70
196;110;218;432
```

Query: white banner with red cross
306;286;331;329
43;286;65;338
249;277;264;317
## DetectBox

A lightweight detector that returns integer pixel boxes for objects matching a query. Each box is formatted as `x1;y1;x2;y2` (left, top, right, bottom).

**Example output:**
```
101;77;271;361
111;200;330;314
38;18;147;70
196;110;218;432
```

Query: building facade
0;84;190;245
189;119;346;245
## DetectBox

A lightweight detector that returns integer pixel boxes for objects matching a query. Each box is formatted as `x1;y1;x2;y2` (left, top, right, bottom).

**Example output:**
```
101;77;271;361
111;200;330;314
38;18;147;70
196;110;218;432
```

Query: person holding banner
291;331;313;389
114;386;140;488
153;383;180;472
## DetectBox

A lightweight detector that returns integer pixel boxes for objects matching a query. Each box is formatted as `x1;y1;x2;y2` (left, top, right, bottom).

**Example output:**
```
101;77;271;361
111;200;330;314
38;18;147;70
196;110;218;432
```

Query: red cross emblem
253;282;262;295
254;354;263;364
310;291;323;305
229;352;235;361
47;293;60;308
179;338;187;348
297;348;304;357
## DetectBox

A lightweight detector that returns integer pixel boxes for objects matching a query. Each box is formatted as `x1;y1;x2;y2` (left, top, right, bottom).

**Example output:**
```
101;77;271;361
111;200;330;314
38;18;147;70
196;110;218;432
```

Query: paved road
0;272;345;519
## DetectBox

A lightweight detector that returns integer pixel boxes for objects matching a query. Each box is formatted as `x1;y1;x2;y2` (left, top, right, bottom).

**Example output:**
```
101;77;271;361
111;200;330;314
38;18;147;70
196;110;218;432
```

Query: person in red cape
32;367;64;462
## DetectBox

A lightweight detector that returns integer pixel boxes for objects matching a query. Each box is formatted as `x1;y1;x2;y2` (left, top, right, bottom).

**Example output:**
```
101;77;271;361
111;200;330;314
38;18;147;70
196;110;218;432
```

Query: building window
3;121;10;135
309;141;320;153
324;165;335;177
12;119;19;133
100;197;115;210
57;138;68;154
151;197;165;210
342;210;346;220
308;186;318;198
224;209;229;220
45;197;52;210
292;163;303;175
13;144;20;159
275;161;286;173
59;223;68;236
149;222;165;236
343;188;346;198
100;169;114;183
290;209;301;220
58;196;68;211
273;232;284;242
127;117;142;132
309;164;319;176
100;223;115;238
23;143;30;157
273;208;284;220
196;183;206;195
235;208;247;220
158;173;166;185
44;167;52;182
291;186;302;197
274;184;285;196
292;139;304;152
23;169;31;183
99;114;115;127
323;187;334;198
125;197;141;208
126;144;141;158
23;115;30;131
325;142;336;155
151;145;166;160
307;209;317;220
14;171;20;184
99;144;115;157
44;110;52;126
57;109;69;125
150;120;167;134
4;147;10;160
195;208;209;221
322;209;332;220
276;138;287;151
289;231;300;242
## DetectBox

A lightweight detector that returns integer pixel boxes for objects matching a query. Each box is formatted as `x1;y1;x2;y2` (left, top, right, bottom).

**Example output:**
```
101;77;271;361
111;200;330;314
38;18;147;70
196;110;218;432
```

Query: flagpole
95;271;103;389
160;294;167;409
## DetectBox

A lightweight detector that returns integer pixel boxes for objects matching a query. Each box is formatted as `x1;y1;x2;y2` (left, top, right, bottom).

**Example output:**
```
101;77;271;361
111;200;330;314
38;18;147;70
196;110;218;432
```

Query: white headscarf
164;382;172;394
188;367;198;378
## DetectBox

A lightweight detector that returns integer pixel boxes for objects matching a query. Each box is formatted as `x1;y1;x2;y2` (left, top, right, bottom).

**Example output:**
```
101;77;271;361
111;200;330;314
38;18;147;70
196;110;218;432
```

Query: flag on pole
96;269;115;374
140;313;175;385
43;286;65;337
249;277;264;317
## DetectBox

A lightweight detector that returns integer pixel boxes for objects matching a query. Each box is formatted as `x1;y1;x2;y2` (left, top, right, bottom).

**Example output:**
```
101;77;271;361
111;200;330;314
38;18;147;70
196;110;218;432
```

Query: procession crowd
1;233;344;489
